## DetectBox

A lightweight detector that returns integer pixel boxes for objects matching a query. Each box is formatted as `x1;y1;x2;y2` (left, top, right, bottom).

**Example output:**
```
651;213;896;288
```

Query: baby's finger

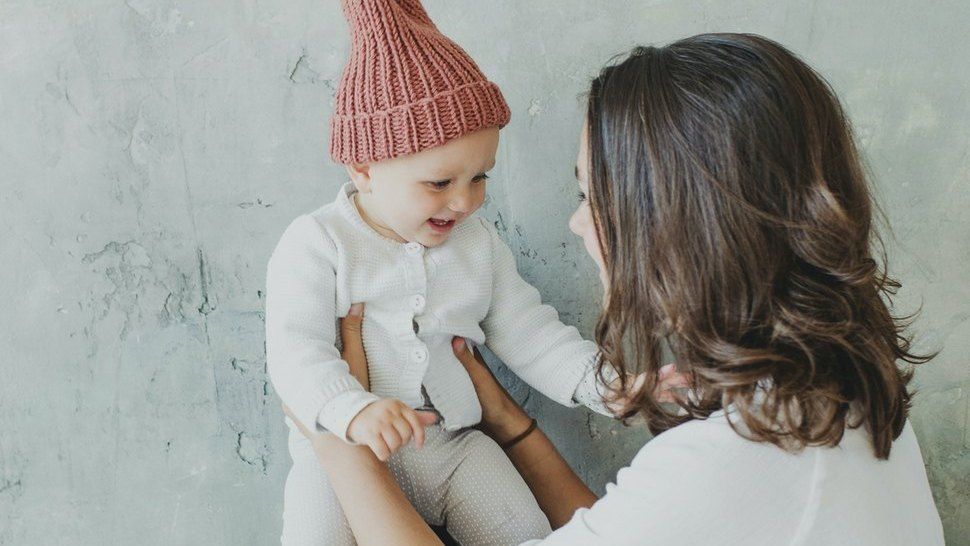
415;411;439;426
391;417;413;449
380;425;404;454
368;438;390;462
629;372;647;392
660;371;691;390
403;410;427;449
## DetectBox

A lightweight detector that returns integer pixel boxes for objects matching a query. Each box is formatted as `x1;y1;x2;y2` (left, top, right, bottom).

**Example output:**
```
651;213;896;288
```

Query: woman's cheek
569;205;608;285
587;236;605;274
579;209;601;262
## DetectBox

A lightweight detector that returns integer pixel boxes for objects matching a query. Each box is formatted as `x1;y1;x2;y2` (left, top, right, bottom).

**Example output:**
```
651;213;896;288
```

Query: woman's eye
577;191;587;202
472;173;490;184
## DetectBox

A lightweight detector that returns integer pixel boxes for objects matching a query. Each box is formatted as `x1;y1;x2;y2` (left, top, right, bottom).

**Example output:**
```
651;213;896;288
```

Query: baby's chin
412;231;452;248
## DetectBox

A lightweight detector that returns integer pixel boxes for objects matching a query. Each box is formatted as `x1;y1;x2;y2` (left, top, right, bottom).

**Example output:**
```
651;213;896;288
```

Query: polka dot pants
280;424;552;545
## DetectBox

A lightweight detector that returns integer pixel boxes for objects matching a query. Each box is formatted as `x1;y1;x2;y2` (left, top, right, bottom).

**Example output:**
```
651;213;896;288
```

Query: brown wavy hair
587;33;931;459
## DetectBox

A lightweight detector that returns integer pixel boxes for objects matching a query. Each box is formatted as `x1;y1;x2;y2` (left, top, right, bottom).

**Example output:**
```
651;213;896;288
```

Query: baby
265;1;613;544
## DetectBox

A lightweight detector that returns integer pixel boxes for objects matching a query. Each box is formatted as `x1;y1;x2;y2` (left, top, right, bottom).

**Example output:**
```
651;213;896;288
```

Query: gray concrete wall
1;1;967;544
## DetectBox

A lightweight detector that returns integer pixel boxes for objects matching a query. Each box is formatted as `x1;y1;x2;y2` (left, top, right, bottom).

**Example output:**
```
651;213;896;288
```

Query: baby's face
349;127;499;247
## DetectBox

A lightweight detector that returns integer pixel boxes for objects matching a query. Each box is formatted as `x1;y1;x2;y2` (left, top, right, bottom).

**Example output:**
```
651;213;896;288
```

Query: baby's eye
427;180;451;190
472;173;490;184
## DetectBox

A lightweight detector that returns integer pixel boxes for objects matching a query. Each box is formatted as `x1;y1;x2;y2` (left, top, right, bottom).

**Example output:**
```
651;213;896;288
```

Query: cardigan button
404;241;423;255
408;294;426;312
410;347;428;363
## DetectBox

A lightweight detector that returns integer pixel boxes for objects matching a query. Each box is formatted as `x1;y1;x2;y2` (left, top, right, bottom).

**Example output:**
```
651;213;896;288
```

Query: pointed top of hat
341;0;435;34
330;0;511;165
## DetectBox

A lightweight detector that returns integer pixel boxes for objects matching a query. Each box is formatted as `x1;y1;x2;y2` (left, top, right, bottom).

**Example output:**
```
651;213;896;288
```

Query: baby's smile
427;216;458;235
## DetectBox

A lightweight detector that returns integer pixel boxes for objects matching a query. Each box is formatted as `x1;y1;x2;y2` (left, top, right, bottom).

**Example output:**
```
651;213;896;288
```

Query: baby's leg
280;433;354;546
439;428;552;546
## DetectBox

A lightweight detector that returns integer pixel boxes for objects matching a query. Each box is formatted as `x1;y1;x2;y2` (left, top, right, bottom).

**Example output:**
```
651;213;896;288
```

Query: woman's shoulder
538;414;815;545
626;411;923;486
601;416;943;545
539;416;941;546
628;411;815;480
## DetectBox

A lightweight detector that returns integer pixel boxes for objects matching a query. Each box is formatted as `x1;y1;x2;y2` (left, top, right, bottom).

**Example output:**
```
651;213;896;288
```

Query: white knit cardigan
266;183;610;442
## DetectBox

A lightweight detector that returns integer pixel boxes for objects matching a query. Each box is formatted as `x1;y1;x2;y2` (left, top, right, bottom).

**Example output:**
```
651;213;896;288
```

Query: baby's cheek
470;190;487;213
469;200;485;216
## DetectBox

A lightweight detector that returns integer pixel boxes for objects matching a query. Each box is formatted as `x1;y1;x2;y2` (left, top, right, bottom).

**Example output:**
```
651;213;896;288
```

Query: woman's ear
345;163;373;194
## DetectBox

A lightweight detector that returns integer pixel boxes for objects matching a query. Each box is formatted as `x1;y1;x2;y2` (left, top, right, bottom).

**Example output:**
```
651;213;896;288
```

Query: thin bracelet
500;418;538;450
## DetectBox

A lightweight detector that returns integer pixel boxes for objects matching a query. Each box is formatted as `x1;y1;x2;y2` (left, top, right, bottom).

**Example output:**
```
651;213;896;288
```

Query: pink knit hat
329;0;511;165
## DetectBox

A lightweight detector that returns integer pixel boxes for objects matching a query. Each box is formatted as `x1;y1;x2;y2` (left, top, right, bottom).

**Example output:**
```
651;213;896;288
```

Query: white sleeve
480;220;612;416
265;215;380;442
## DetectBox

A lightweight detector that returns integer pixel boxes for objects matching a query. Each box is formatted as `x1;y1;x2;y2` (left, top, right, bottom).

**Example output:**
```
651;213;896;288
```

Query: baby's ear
345;163;372;193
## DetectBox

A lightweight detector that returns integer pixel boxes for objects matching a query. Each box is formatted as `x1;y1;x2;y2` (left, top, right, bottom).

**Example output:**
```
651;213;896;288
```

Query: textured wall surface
2;1;968;544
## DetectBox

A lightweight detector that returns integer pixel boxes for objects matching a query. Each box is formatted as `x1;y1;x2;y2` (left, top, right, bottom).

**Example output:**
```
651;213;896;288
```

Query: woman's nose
568;209;581;235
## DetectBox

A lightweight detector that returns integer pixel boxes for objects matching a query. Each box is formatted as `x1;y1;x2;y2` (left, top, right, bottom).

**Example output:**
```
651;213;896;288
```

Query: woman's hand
341;303;370;390
451;336;691;433
450;337;534;445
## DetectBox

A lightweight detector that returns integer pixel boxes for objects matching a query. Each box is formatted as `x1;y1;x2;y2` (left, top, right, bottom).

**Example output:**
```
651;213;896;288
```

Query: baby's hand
346;398;436;461
606;364;692;415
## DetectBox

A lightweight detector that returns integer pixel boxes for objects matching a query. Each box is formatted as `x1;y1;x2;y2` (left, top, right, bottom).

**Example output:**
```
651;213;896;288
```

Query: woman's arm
449;338;598;528
283;305;442;546
286;303;689;543
283;303;596;544
285;408;443;546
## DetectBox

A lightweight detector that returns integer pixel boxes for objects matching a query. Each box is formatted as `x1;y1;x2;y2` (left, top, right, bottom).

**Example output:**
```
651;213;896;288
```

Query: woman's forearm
492;413;598;529
310;434;443;546
463;341;599;528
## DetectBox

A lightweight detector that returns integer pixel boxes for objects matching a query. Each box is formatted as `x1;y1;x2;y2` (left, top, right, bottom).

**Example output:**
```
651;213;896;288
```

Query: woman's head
578;33;929;458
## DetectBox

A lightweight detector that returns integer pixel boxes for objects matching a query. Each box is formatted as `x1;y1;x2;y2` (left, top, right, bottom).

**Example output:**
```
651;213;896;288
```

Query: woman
284;33;944;545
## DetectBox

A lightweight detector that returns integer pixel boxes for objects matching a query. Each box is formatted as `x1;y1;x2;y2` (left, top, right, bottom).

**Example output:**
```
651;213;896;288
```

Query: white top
524;414;944;545
265;183;612;442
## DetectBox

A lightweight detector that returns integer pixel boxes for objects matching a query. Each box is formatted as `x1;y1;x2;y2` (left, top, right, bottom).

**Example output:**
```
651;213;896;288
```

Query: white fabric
522;415;944;546
281;423;551;545
265;182;613;443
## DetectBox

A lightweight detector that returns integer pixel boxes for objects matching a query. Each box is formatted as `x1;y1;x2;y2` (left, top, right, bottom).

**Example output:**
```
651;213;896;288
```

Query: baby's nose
449;192;475;213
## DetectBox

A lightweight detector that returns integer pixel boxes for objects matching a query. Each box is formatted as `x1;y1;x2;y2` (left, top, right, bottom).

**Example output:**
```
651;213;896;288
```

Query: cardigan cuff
317;389;382;443
532;348;597;409
572;360;620;418
285;374;373;442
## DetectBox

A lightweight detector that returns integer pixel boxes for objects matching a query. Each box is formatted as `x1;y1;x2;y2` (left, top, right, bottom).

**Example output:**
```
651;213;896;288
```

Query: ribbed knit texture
329;0;511;165
265;183;612;443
